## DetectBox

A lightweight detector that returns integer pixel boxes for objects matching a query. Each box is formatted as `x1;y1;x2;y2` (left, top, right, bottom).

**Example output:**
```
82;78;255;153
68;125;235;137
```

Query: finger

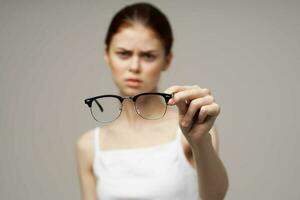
198;103;220;123
172;88;211;105
182;95;214;126
175;96;189;117
169;88;210;117
164;85;194;116
164;85;193;96
164;85;210;96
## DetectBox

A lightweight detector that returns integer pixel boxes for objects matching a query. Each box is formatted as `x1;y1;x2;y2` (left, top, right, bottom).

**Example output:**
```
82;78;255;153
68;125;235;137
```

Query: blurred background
0;0;299;199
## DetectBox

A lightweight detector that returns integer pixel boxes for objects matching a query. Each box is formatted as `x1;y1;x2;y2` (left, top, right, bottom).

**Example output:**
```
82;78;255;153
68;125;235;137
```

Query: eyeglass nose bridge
120;96;147;119
121;96;136;103
118;96;138;111
122;96;134;100
117;96;142;117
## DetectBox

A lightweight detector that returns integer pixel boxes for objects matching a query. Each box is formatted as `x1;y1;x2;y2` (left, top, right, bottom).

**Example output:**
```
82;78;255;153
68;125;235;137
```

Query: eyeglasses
84;92;174;123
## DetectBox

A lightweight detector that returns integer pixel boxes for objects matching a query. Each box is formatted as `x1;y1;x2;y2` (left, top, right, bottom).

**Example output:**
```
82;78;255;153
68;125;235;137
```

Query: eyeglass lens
90;97;122;123
135;94;167;120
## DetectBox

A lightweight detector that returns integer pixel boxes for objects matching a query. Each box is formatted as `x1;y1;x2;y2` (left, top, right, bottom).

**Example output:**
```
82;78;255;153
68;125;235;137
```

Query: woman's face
104;24;172;96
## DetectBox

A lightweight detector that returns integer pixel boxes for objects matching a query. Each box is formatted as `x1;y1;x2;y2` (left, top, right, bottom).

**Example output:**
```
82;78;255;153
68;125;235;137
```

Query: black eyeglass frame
84;92;174;123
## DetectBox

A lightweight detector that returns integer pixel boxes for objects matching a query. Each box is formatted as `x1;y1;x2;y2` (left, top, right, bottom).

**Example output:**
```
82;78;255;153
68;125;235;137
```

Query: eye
117;51;131;59
142;53;156;61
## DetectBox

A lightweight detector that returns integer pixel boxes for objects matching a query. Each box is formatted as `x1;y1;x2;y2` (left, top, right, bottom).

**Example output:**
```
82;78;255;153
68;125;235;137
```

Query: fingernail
169;99;175;104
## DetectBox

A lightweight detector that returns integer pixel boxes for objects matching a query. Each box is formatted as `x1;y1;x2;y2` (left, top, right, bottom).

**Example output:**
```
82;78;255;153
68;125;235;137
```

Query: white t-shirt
93;125;200;200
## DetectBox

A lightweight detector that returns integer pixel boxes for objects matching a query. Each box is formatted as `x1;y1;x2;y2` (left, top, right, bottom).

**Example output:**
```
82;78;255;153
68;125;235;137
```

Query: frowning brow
116;47;159;53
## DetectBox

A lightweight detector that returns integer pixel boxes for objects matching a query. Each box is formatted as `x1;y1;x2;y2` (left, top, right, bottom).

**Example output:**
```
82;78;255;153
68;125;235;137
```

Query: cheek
109;64;127;88
144;65;163;82
110;59;127;76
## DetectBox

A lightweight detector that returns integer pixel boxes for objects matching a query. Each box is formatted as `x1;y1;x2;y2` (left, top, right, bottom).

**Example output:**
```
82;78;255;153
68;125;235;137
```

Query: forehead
110;25;164;51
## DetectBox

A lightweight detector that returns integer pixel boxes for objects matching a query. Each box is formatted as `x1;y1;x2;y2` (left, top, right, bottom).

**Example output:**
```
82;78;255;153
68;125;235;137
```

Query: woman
76;2;229;200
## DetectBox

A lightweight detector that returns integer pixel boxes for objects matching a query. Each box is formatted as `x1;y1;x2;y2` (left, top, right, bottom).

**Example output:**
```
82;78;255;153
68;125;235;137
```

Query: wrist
190;132;213;152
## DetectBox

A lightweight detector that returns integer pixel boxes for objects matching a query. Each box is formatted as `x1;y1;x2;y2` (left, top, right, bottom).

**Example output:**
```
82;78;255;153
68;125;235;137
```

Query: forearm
191;132;229;200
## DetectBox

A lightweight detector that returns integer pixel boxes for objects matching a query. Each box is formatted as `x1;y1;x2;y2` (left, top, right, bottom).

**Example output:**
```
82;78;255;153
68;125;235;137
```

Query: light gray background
0;0;299;199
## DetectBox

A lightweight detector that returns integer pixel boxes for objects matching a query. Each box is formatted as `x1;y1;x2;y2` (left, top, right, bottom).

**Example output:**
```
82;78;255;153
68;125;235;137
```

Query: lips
125;78;142;87
125;78;142;82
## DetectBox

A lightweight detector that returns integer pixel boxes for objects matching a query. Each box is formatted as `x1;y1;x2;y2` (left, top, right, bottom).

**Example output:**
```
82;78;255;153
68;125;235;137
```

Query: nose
129;55;141;73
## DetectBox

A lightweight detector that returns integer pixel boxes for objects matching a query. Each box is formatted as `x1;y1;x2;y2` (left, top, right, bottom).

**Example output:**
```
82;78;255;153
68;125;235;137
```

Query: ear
163;52;173;71
104;48;109;65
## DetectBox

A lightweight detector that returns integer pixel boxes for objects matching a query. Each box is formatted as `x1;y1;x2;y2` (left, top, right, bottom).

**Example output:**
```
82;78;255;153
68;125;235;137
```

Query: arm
164;85;229;199
75;132;97;200
192;126;229;200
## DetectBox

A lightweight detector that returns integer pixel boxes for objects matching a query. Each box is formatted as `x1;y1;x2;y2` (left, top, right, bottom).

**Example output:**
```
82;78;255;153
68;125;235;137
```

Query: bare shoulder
75;128;96;170
75;128;98;199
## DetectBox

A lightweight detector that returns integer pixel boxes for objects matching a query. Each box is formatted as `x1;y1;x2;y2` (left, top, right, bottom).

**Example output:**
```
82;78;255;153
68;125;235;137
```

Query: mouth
125;78;142;87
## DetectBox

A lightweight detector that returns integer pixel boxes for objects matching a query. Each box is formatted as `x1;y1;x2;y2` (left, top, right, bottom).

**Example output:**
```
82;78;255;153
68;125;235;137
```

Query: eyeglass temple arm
94;99;104;112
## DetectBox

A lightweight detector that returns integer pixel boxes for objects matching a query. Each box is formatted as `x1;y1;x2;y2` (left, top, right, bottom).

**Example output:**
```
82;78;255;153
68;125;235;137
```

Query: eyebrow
116;47;159;53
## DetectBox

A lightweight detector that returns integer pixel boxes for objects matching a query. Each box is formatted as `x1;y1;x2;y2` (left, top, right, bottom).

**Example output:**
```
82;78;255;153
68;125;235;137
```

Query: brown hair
104;2;173;57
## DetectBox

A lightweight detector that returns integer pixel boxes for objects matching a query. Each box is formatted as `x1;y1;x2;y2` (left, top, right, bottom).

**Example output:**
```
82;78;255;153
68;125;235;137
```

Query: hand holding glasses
84;92;174;123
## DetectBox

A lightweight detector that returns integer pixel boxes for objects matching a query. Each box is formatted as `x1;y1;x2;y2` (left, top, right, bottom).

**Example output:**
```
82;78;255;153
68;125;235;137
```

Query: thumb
164;86;188;117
